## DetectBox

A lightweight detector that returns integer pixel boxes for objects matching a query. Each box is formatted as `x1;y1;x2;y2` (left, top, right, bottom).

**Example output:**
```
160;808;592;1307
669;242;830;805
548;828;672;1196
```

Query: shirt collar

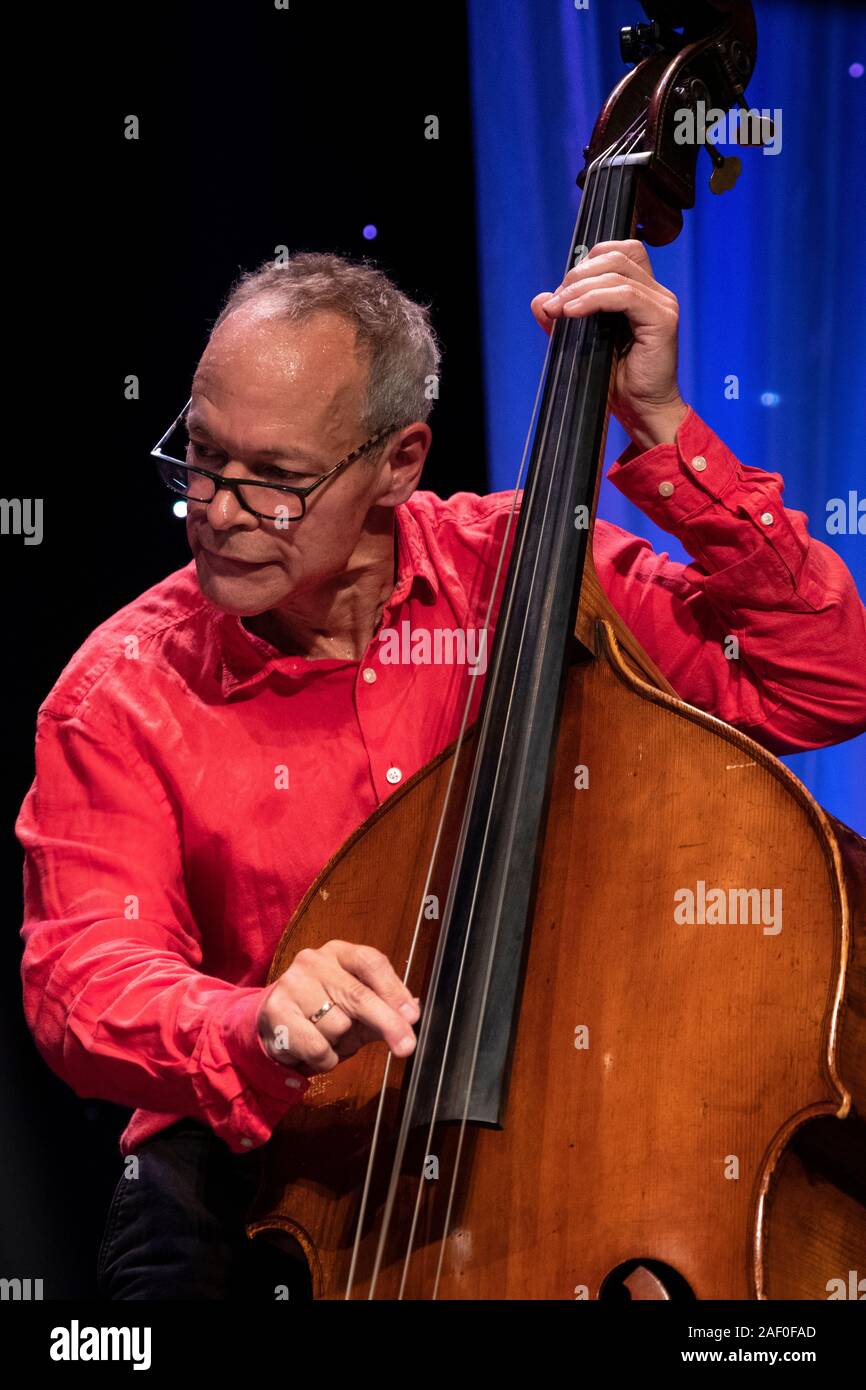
205;499;439;699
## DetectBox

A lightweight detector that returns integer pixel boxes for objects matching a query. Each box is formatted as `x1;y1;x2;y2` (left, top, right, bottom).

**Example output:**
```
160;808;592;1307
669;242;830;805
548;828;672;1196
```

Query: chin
194;560;285;617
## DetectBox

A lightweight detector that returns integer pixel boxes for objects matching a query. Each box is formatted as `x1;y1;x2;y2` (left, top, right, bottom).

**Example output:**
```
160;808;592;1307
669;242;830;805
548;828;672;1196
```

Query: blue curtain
467;0;865;832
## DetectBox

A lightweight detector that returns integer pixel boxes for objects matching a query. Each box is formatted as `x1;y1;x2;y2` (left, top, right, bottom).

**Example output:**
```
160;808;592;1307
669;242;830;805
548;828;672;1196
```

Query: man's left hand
531;238;689;451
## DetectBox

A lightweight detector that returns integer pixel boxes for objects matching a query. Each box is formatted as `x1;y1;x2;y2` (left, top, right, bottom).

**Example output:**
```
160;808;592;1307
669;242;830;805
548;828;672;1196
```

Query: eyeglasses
151;398;402;522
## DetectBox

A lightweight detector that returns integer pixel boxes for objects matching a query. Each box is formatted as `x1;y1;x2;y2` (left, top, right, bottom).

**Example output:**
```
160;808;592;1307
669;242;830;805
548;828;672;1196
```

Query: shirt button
658;481;675;498
284;1075;302;1089
690;455;708;472
386;767;403;785
760;511;774;526
240;1137;253;1149
362;667;377;684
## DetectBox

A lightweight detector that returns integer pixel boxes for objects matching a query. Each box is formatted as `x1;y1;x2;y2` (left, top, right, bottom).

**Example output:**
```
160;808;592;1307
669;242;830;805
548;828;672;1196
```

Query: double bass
247;0;866;1299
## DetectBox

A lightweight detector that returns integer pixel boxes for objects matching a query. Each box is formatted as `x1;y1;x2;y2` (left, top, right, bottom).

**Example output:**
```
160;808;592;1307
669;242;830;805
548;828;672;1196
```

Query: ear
376;423;432;507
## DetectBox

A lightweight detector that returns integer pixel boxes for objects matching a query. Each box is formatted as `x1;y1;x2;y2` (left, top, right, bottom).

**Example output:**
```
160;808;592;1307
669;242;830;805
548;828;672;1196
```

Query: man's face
185;301;419;616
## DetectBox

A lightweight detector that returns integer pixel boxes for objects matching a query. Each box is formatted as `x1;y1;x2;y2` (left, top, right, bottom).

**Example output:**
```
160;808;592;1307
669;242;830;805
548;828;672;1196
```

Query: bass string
397;122;650;1303
426;118;649;1300
342;139;619;1303
381;112;649;1303
341;300;565;1298
407;116;649;1298
346;109;649;1301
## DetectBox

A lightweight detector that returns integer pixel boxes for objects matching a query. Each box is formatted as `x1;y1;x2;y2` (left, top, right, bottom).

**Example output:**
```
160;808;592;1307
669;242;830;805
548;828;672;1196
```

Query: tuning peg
705;145;742;195
619;18;683;64
619;21;664;64
732;96;775;148
735;115;776;148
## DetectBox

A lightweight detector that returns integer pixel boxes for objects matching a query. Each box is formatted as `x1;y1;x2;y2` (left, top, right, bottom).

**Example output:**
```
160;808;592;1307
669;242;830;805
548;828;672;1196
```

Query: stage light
173;501;188;519
362;224;378;240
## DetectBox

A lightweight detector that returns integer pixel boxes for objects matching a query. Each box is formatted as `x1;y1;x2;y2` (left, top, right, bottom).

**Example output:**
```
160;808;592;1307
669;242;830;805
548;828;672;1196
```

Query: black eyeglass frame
151;397;403;522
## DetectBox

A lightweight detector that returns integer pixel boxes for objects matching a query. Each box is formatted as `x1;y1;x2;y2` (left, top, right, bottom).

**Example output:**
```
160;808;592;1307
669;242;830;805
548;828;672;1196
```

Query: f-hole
599;1258;696;1301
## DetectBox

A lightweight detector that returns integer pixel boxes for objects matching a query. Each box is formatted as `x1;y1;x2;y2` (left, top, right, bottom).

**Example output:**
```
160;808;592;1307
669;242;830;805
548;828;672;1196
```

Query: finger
586;238;654;276
330;1019;381;1059
303;994;385;1052
325;942;419;1020
264;993;379;1073
555;250;658;299
316;965;418;1057
303;995;354;1044
259;988;344;1072
558;251;675;313
313;943;420;1055
530;291;558;333
260;962;364;1064
546;278;675;333
557;274;670;313
283;1008;345;1071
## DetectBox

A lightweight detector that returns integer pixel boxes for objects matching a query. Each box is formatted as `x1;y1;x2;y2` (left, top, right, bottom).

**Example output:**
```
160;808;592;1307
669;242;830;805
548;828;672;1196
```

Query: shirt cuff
607;405;739;526
605;406;828;609
221;987;311;1103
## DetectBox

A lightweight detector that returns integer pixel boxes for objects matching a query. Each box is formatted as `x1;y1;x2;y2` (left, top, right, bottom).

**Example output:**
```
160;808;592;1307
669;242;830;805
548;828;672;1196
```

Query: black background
3;0;486;1296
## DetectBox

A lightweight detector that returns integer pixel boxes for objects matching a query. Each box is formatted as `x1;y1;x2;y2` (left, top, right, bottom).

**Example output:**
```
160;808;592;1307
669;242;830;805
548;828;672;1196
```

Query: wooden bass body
247;581;866;1300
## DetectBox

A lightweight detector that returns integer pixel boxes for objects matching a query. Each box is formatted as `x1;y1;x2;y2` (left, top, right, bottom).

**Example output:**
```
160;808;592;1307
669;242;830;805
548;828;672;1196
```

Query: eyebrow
185;412;327;469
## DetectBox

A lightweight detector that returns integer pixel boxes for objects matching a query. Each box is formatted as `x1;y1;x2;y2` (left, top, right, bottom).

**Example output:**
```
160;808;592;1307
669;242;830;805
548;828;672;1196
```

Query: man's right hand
256;940;421;1074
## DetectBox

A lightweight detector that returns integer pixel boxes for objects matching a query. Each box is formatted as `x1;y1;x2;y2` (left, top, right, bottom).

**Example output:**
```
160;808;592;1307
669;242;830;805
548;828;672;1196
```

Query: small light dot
172;500;188;519
760;391;781;408
849;62;864;79
362;224;378;240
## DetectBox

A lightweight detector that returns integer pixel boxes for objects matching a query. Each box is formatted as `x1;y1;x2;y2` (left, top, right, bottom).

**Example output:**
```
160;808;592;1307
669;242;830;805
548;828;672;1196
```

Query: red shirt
16;408;866;1156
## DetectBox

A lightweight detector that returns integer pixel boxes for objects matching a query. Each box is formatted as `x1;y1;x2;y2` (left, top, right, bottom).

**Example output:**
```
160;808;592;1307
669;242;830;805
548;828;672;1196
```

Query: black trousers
97;1118;312;1300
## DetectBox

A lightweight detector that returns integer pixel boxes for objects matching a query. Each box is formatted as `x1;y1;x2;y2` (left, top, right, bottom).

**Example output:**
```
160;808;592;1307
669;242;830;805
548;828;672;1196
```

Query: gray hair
211;252;441;449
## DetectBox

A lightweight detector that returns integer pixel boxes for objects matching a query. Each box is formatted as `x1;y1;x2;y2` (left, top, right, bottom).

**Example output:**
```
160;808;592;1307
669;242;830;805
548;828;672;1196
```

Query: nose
201;471;261;532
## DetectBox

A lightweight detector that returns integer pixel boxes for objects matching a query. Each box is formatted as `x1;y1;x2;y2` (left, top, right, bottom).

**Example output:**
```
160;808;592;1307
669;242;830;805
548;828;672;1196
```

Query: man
16;243;866;1299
